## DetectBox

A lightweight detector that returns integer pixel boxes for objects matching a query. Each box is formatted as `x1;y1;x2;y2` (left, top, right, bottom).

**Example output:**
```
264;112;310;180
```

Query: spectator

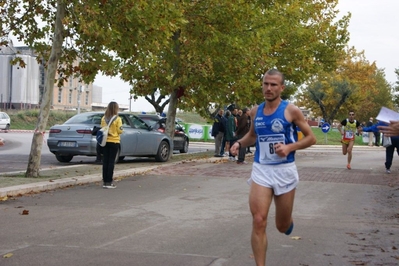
225;109;237;161
366;117;374;146
236;107;250;164
211;109;225;157
373;119;381;147
101;102;123;189
363;121;399;173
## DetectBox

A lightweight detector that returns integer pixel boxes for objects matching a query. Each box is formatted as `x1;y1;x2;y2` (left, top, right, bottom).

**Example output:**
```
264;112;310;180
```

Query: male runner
230;69;316;266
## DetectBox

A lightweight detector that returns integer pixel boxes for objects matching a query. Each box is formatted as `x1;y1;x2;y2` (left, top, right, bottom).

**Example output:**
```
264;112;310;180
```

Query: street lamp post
77;83;83;114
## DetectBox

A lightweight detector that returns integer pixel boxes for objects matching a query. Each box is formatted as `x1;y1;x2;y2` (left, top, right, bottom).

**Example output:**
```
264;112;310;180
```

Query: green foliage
297;49;395;123
107;0;350;119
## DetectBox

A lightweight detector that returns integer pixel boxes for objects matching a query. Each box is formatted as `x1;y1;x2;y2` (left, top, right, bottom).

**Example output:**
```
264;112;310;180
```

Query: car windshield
1;112;10;119
64;113;103;125
140;118;158;127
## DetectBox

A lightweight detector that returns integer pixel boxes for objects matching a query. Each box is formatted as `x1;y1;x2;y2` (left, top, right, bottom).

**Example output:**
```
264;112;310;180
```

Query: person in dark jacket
363;121;399;174
236;107;250;164
211;109;226;157
225;110;237;161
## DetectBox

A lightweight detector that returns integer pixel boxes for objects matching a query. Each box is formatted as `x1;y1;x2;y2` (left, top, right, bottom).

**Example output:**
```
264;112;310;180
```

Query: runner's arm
280;104;316;152
337;119;346;135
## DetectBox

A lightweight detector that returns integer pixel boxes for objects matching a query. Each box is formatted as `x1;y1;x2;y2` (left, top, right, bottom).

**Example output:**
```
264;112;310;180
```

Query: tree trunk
166;90;178;157
25;0;65;177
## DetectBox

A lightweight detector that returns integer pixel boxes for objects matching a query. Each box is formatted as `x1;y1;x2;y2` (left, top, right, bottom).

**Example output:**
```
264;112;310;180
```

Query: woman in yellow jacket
101;102;123;188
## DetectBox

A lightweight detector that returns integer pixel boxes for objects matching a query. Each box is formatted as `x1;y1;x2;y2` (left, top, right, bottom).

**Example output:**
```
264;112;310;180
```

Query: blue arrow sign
321;123;331;133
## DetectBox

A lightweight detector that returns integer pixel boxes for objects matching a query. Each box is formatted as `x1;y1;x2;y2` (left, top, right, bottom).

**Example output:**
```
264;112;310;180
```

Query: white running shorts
248;162;299;196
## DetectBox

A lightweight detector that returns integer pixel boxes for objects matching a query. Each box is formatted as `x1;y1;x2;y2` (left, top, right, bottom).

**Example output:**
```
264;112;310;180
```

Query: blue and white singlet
254;100;298;165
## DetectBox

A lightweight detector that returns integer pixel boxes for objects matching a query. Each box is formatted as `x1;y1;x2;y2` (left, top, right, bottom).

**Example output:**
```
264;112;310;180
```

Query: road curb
0;157;225;198
0;166;159;198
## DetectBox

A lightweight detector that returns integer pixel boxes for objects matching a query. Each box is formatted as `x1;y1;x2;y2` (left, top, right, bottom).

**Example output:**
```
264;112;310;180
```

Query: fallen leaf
3;253;13;258
0;196;8;201
21;209;29;215
291;236;301;240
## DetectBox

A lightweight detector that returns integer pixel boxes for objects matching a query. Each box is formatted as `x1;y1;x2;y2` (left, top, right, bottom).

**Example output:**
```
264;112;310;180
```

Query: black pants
102;142;120;184
96;144;102;161
220;135;226;156
236;134;246;162
374;132;381;146
385;138;399;170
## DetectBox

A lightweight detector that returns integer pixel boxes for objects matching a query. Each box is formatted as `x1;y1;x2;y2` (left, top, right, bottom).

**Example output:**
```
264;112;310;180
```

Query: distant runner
337;111;362;170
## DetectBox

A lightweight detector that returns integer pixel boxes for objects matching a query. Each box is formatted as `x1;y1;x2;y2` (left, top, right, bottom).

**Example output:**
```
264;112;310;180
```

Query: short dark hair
265;69;285;85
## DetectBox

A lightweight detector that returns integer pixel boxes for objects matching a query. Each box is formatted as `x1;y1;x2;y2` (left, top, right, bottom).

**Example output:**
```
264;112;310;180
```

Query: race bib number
258;134;286;164
343;130;354;141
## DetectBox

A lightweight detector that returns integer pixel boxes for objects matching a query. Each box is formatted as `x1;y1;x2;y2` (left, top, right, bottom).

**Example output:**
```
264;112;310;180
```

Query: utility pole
77;83;83;114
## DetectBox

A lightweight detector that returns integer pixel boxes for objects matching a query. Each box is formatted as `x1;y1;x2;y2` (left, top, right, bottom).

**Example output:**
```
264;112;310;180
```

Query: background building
0;39;100;112
0;41;40;109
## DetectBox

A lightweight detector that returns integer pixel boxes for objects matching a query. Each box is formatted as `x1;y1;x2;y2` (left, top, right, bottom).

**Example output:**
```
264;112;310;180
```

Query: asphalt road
0;132;215;173
1;146;398;266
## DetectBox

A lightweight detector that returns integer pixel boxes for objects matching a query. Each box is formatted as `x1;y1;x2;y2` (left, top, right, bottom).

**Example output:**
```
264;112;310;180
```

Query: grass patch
8;110;76;130
7;110;207;130
312;127;365;146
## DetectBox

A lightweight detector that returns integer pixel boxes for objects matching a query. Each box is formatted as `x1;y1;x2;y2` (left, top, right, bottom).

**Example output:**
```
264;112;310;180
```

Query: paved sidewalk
0;145;394;198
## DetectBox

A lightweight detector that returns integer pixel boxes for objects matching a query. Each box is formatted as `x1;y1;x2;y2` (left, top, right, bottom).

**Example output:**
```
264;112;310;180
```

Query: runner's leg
342;143;348;155
274;189;296;233
249;183;273;266
347;140;355;165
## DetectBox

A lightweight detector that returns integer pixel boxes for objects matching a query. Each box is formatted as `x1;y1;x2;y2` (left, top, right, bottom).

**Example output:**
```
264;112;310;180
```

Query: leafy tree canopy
296;48;395;124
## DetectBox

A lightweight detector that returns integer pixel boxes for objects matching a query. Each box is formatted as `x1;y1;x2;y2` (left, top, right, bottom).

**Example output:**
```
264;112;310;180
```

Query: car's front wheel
5;124;10;132
155;140;170;162
180;139;189;153
56;155;73;163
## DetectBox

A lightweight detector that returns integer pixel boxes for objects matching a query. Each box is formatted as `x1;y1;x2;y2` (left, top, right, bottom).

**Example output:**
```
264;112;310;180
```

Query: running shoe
285;222;294;235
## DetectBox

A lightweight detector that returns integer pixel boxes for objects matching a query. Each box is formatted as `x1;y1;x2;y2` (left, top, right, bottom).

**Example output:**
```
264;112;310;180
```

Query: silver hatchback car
47;112;171;163
0;112;11;131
